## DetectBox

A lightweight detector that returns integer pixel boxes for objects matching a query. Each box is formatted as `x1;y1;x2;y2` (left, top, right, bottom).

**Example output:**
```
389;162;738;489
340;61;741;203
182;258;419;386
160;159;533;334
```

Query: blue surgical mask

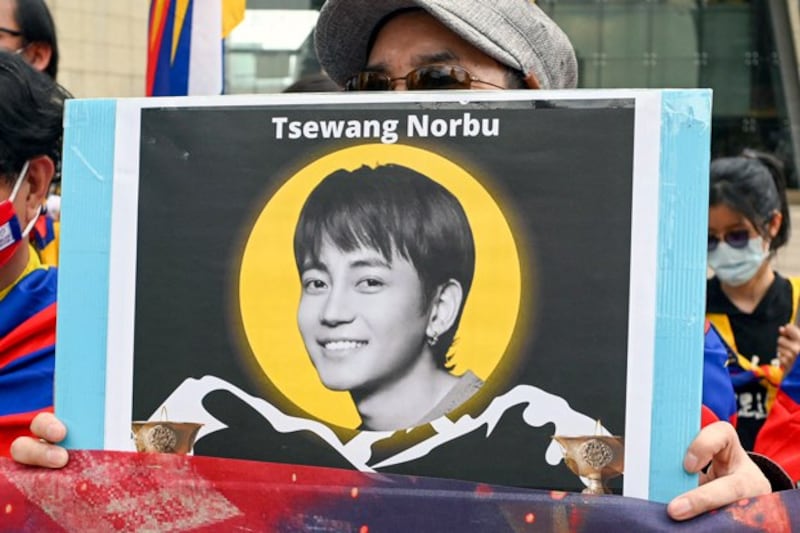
707;236;767;286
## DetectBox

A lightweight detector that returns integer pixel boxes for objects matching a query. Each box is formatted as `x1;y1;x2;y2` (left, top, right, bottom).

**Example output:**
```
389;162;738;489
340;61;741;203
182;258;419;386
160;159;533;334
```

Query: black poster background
132;99;635;491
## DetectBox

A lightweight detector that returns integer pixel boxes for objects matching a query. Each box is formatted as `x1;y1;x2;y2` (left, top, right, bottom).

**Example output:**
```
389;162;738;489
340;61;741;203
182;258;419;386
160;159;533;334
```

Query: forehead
0;0;17;29
308;236;424;271
320;240;386;258
0;0;21;51
305;236;393;265
366;9;502;72
708;204;751;228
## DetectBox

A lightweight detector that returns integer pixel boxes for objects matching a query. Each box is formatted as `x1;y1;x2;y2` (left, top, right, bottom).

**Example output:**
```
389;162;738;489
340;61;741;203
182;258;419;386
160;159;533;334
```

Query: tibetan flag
701;321;738;427
147;0;246;96
30;212;59;267
754;358;800;483
0;267;57;456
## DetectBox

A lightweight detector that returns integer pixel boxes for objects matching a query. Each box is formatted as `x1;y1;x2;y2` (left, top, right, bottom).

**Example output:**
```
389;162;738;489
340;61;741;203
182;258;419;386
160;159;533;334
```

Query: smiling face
297;238;432;394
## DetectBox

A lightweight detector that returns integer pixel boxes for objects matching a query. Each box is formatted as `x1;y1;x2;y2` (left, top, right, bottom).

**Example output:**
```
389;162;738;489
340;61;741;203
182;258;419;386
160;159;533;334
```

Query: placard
56;89;711;502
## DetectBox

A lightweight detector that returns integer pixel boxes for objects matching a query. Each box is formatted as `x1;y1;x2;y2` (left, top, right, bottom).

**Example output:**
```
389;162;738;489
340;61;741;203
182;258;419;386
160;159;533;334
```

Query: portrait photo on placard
129;99;635;492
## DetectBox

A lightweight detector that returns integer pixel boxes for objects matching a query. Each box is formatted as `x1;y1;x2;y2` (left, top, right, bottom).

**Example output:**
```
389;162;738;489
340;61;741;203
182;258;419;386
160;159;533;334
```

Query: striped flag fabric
701;321;738;427
0;266;57;456
147;0;246;96
3;449;798;531
754;358;800;484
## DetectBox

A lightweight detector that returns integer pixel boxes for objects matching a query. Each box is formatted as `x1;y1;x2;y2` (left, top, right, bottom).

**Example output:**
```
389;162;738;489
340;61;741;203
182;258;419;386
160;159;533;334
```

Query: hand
777;323;800;372
667;422;770;521
9;412;69;468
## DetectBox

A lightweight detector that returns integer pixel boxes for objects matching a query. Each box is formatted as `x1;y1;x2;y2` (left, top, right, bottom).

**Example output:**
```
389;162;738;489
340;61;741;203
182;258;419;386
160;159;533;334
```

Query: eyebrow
300;258;327;274
365;50;461;73
299;255;393;273
350;257;392;269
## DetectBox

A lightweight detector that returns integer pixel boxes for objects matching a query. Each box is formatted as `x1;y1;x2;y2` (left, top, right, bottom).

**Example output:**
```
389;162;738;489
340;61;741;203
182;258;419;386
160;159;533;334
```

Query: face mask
0;161;37;268
707;236;767;287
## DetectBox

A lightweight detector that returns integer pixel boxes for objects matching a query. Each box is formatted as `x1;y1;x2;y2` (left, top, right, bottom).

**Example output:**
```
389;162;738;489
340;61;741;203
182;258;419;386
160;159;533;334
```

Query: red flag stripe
0;303;56;368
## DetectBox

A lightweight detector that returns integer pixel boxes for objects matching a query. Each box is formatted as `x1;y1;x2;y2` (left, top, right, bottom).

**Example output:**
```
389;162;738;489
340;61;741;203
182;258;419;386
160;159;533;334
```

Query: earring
426;331;439;347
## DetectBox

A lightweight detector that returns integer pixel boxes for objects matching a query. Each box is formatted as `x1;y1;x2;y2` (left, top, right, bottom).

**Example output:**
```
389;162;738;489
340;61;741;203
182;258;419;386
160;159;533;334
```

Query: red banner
0;451;796;532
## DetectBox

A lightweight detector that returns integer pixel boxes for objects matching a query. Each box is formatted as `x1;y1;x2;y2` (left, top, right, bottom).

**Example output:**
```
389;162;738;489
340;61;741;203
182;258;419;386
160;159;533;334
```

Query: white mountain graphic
137;375;605;472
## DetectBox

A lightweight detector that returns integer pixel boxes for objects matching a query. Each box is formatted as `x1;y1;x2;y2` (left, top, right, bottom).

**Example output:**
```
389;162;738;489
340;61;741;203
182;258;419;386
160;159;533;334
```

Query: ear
767;210;783;240
524;72;541;90
22;42;53;75
21;155;55;221
426;279;464;340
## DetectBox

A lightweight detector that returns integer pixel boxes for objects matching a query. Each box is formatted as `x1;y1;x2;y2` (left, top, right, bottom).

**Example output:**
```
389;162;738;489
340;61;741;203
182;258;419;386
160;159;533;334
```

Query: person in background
702;150;800;488
706;151;800;450
11;0;792;523
0;0;58;79
0;50;66;456
0;0;60;266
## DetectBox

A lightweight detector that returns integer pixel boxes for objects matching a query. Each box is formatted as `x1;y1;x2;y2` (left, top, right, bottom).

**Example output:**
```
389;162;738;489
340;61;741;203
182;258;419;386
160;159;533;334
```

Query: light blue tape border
55;99;117;449
649;89;712;502
52;93;711;493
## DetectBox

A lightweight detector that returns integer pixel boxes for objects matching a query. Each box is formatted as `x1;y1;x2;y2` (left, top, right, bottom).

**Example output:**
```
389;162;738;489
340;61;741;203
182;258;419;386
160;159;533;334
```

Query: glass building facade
542;0;800;185
224;0;800;184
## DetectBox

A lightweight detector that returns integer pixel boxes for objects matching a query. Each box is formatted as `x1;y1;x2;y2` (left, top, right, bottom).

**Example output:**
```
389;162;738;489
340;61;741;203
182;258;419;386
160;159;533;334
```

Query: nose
384;74;408;91
319;285;355;326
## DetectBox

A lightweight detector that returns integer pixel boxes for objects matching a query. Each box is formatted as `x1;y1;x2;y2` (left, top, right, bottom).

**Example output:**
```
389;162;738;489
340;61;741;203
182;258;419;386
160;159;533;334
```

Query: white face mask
707;236;767;286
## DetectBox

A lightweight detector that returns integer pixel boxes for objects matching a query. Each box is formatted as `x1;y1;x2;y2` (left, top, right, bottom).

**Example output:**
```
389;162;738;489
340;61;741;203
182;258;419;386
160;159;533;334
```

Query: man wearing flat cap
316;0;576;92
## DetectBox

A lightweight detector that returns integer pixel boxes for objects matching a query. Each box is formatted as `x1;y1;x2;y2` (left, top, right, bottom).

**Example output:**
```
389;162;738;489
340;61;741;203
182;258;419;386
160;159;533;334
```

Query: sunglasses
344;65;506;91
707;229;751;251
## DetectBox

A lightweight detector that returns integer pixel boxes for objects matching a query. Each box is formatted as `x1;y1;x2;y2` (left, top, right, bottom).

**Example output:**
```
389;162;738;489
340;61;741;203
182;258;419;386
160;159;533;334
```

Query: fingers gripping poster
56;90;711;501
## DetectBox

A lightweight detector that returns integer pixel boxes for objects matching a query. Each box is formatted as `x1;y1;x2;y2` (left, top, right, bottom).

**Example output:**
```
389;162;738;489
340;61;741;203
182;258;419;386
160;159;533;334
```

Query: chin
316;370;358;392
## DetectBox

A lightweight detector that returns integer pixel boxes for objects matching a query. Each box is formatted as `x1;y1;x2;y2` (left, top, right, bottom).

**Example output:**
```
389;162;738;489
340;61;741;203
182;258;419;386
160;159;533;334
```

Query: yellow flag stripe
222;0;246;38
171;0;190;63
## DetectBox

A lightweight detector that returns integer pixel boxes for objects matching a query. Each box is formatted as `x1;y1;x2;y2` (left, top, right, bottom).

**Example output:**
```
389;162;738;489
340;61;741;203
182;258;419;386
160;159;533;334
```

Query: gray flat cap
315;0;578;90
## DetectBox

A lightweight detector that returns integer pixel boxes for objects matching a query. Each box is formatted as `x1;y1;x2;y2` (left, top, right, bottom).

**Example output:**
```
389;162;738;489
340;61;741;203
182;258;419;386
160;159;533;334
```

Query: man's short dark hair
294;164;476;368
0;50;68;184
15;0;59;79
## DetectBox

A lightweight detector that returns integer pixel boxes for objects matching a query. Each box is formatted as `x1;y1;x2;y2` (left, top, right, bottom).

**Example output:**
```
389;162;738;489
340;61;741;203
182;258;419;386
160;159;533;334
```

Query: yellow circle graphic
239;144;521;428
